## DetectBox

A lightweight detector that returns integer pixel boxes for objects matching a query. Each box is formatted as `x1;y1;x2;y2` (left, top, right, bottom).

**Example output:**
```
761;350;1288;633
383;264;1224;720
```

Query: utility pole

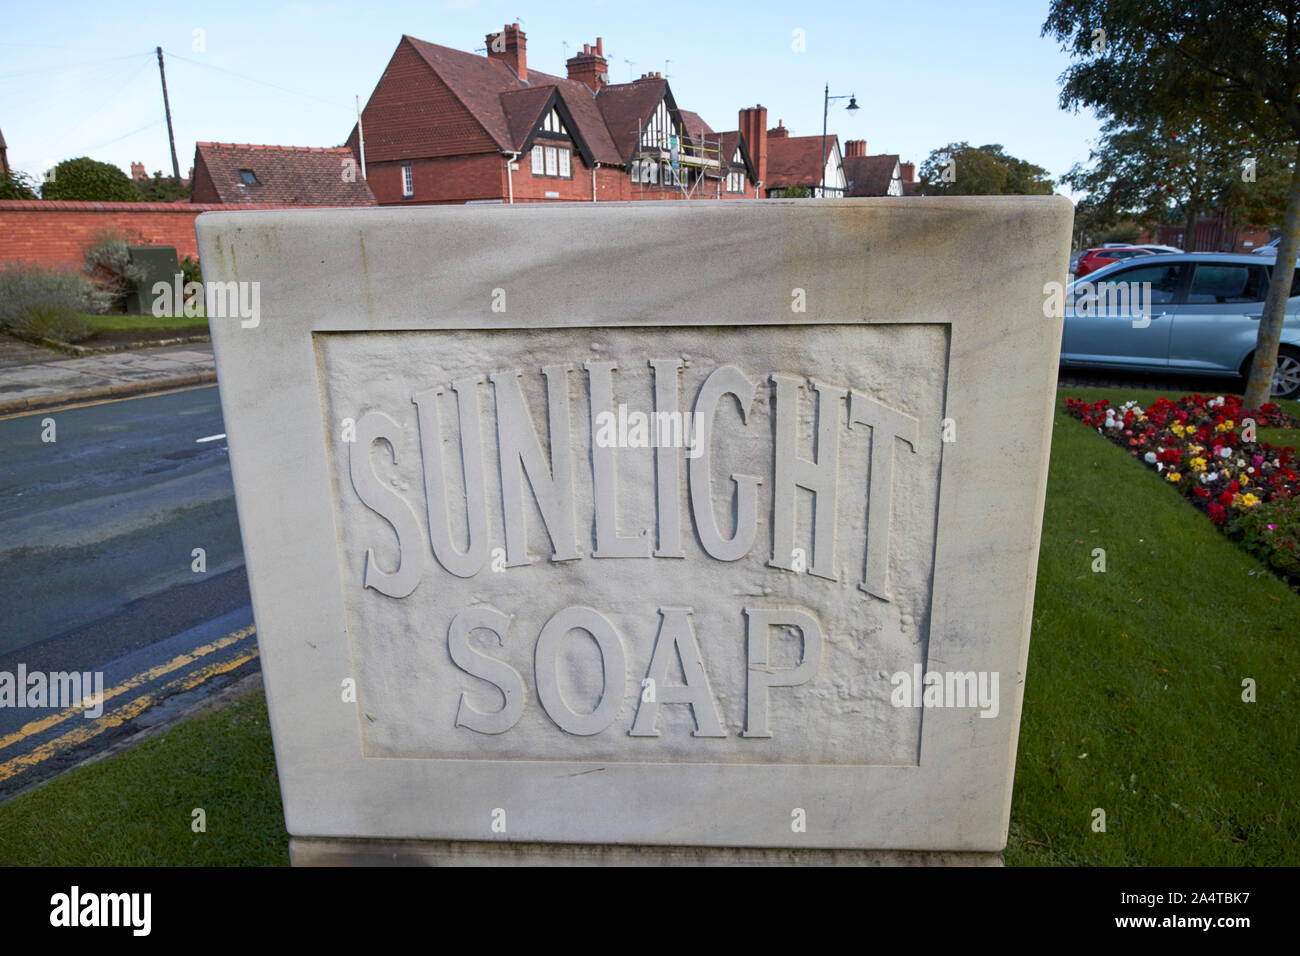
156;46;181;180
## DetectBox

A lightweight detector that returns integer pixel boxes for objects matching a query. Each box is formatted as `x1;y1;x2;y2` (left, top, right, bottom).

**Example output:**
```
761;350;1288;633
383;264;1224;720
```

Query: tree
1044;0;1300;410
1061;116;1257;248
137;171;190;202
40;157;142;202
919;142;1055;195
0;168;39;199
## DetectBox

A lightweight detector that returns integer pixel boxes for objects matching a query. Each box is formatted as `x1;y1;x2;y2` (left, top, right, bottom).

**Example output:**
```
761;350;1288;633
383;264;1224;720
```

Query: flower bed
1064;394;1300;584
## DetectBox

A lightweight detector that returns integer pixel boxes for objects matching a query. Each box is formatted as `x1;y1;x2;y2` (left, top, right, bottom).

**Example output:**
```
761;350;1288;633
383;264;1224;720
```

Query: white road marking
195;433;227;443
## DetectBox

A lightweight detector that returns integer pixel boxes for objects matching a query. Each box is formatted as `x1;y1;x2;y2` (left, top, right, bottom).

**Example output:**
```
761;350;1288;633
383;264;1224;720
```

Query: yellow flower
1235;493;1261;508
1171;424;1186;437
1190;457;1207;472
1167;472;1181;482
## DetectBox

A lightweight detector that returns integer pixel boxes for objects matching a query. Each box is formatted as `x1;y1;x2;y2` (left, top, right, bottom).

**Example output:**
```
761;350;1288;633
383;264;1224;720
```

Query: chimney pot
566;36;608;91
486;24;526;81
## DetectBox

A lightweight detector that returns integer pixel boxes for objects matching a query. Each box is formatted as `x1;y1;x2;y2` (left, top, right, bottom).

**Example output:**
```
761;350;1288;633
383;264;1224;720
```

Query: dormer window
239;169;258;185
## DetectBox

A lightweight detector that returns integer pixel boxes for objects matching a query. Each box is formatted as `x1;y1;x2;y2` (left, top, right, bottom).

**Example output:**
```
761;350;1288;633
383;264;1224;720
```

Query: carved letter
584;361;651;558
447;606;525;734
649;358;686;557
535;606;626;736
412;378;490;577
349;411;424;598
742;607;823;738
630;607;725;737
491;367;581;566
689;365;761;561
769;376;844;580
848;391;919;601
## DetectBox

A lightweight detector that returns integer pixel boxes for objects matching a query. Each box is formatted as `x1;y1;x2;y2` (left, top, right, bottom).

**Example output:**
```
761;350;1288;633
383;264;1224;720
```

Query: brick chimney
738;105;768;190
131;161;147;181
899;161;915;183
769;120;789;139
486;23;526;81
844;140;866;158
566;37;608;92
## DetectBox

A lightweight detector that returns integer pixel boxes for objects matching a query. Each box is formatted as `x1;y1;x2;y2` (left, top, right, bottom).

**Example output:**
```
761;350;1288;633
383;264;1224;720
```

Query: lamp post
820;84;859;198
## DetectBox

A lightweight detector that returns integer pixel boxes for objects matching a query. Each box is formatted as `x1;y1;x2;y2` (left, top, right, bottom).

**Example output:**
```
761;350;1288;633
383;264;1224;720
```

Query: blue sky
0;0;1102;194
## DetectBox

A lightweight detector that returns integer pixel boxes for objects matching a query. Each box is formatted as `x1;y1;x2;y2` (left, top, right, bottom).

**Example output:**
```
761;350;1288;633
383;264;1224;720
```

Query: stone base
290;837;1003;867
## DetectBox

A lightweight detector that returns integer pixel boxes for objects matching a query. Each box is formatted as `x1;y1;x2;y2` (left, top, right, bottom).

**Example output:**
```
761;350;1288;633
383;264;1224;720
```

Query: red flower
1208;503;1227;524
1194;487;1211;498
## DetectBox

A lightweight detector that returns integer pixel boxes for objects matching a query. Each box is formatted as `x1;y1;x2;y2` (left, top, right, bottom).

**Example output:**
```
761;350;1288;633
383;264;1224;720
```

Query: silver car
1060;252;1300;400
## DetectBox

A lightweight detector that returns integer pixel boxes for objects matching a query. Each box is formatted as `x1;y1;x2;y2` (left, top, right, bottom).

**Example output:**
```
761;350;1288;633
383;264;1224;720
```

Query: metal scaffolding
629;118;726;199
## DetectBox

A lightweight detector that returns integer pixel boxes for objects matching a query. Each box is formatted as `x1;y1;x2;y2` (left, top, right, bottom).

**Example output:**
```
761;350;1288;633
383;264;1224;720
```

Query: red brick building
347;26;760;204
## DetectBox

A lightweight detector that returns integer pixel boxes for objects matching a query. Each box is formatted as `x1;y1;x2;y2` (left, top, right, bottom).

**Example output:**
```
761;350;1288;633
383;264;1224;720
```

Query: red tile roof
844;153;900;197
677;109;714;142
193;143;376;205
765;134;837;189
393;35;623;165
593;77;668;162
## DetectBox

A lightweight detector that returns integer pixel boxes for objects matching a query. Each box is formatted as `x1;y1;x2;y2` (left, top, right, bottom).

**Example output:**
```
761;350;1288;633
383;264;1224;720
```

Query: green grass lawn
0;387;1295;866
1006;387;1299;865
80;312;210;332
0;691;287;866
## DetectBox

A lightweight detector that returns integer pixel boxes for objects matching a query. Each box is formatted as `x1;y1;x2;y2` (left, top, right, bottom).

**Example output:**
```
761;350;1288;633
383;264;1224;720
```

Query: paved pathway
0;338;215;413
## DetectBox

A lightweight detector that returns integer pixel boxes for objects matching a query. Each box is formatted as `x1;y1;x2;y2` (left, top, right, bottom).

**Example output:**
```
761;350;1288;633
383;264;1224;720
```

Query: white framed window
544;146;558;176
531;146;544;174
401;165;413;197
558;148;571;178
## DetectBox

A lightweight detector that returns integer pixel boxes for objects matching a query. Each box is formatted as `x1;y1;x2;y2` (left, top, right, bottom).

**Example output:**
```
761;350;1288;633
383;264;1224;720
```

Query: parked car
1250;237;1281;259
1128;244;1184;255
1061;252;1300;399
1074;246;1156;278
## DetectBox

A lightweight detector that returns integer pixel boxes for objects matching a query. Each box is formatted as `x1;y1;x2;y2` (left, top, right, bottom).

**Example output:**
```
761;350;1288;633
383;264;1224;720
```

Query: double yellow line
0;625;257;784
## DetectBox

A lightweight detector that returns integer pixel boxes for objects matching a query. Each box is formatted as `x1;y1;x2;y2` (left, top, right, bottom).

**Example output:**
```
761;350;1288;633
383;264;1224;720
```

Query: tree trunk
1243;141;1300;412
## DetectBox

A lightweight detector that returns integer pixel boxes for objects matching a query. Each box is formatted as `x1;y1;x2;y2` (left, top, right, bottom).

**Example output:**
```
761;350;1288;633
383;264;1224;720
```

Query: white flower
1144;452;1158;464
1219;447;1233;458
1247;467;1255;474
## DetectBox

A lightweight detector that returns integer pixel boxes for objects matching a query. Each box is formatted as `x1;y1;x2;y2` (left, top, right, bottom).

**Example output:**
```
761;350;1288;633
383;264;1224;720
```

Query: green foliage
769;185;812;198
0;262;97;342
1061;117;1260;241
919;142;1054;195
1233;498;1300;577
40;156;142;202
0;168;39;199
138;172;191;202
1043;0;1300;413
181;254;202;288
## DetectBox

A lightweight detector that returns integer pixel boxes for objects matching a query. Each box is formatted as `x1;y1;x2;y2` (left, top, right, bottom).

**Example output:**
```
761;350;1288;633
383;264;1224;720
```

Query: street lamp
820;85;859;198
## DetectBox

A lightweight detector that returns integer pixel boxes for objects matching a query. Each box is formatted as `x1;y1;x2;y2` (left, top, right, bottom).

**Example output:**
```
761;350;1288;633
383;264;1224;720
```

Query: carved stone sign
198;197;1072;861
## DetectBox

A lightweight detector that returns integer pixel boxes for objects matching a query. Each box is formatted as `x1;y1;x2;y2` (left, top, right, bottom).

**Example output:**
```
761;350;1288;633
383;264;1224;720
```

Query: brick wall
0;200;283;270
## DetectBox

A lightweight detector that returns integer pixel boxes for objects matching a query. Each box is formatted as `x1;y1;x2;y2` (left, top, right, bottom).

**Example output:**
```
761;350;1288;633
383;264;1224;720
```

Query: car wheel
1272;346;1300;401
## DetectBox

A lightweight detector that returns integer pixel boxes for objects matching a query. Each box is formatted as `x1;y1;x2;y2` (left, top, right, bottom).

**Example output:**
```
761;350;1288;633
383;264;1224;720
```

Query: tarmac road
0;385;257;801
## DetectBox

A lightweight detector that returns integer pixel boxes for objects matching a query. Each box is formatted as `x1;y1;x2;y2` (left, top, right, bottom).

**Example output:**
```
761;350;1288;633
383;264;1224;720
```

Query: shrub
0;169;38;200
0;262;96;342
40;157;142;202
180;255;202;288
1234;498;1300;578
83;231;146;313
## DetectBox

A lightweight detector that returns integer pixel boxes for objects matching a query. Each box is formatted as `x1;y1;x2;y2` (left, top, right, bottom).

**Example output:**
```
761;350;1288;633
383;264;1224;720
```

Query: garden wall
0;200;284;270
